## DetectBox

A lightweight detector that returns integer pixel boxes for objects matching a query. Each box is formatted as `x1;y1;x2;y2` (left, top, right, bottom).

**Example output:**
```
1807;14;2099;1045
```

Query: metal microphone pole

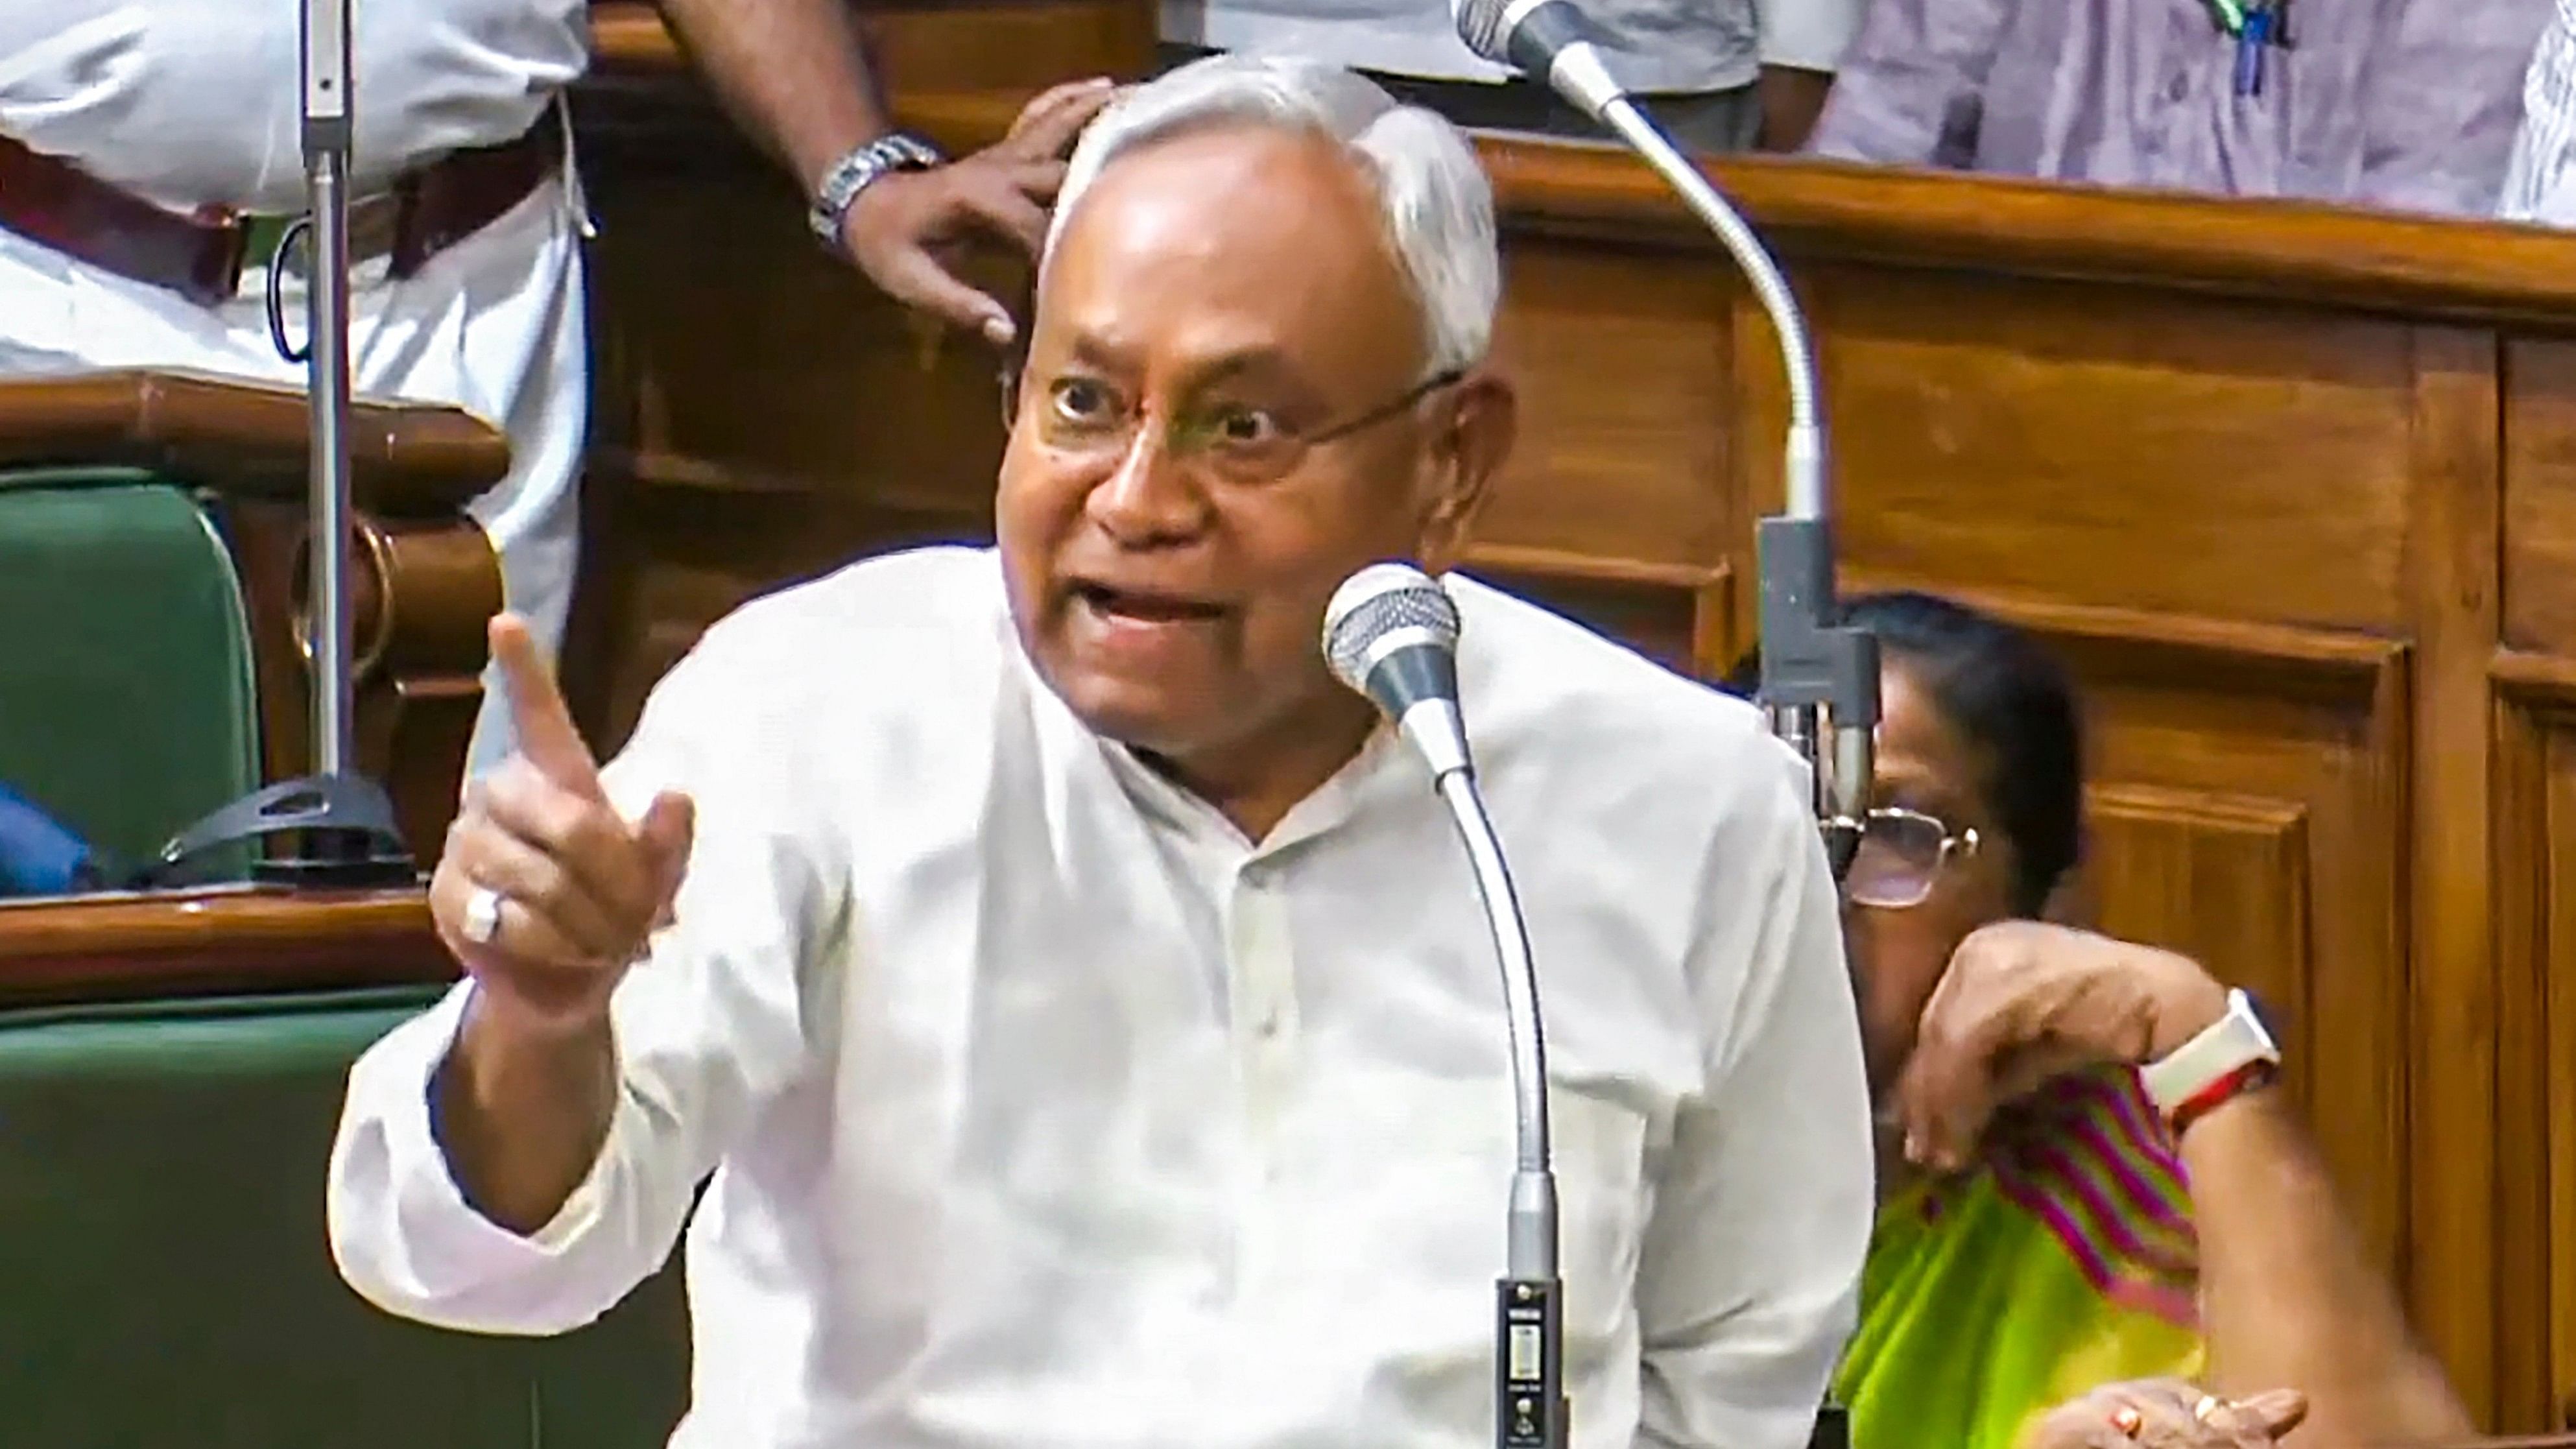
146;0;414;886
1434;770;1565;1449
1586;95;1879;878
1320;569;1567;1449
303;0;357;780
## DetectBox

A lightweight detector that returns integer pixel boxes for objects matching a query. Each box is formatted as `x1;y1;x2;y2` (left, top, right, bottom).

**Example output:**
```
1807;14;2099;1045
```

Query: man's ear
1416;372;1517;574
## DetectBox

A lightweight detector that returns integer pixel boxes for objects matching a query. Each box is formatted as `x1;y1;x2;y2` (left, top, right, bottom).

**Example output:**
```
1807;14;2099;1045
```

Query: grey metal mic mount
153;0;414;887
1586;96;1879;880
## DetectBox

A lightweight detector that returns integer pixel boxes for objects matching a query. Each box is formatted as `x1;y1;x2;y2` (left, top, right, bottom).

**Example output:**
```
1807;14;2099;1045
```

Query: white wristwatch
2140;987;2281;1123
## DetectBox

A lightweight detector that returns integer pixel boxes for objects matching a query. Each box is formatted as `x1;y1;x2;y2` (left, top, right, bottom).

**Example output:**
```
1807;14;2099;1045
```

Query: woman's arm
2184;1084;2471;1446
1896;922;2471;1446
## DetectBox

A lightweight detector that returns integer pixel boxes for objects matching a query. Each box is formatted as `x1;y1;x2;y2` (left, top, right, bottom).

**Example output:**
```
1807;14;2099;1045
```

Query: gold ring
2193;1393;2226;1423
2110;1405;2145;1437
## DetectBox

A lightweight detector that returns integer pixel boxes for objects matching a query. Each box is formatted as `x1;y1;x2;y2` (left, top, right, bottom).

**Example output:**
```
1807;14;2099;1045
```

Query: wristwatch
2140;987;2281;1132
807;132;945;254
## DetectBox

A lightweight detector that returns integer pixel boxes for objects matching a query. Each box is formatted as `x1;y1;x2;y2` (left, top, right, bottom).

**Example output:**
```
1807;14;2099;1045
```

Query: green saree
1833;1068;2203;1449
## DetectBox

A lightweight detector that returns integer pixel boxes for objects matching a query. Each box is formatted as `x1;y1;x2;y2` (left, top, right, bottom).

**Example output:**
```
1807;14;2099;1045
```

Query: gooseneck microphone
1451;0;1879;877
1323;564;1566;1449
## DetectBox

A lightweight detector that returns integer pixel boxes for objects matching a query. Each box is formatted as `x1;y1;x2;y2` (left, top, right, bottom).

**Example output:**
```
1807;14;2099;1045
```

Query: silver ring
460;885;505;946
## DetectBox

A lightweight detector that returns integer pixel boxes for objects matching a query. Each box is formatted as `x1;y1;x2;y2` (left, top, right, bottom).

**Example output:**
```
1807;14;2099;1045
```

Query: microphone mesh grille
1450;0;1514;60
1324;579;1462;688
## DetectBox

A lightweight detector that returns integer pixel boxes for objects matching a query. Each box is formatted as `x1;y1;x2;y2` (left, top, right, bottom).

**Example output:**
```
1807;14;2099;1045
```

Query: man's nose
1085;424;1211;545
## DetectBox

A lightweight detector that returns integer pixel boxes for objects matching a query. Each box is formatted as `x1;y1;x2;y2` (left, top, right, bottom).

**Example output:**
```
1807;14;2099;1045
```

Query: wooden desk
562;37;2576;1428
0;887;447;1011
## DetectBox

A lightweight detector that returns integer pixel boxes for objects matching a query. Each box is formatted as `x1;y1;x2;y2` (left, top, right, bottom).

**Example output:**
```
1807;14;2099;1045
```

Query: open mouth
1070;581;1229;626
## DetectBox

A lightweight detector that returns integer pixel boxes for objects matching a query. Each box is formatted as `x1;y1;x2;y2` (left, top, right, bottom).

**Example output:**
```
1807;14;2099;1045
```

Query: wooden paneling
2087;784;2311;1040
2405;326;2511;1414
2493;653;2576;1433
1481;243;1735;573
2503;341;2576;658
1810;268;2418;629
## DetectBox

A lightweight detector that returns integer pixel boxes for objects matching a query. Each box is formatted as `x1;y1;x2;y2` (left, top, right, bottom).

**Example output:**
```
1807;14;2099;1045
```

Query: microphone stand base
147;772;417;890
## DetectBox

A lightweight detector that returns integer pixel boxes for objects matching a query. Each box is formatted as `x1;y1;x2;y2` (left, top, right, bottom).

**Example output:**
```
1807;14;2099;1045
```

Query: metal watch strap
807;132;944;252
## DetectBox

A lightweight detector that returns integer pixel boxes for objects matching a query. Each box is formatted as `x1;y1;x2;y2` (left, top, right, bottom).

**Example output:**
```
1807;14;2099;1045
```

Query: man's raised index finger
489;614;602;797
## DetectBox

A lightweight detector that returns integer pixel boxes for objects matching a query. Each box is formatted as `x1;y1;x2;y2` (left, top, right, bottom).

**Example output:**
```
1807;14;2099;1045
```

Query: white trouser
0;174;588;785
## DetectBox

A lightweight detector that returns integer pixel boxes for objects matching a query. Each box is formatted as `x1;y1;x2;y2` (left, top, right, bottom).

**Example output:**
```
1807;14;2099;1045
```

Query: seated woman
1732;592;2469;1448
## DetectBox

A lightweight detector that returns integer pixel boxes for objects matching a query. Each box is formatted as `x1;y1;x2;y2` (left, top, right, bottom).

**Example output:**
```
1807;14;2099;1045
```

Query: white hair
1044;53;1501;376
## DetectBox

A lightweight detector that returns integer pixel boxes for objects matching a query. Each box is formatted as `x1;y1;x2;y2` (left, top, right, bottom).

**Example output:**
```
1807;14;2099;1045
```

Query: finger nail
981;315;1017;346
1083;76;1115;90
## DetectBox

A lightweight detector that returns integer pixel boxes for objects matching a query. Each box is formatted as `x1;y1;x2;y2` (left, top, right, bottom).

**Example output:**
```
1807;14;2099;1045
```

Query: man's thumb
2234;1388;2308;1437
637;791;695;890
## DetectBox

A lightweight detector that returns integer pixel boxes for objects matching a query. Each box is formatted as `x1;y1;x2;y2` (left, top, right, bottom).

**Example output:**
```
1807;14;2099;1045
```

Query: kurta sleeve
326;623;841;1334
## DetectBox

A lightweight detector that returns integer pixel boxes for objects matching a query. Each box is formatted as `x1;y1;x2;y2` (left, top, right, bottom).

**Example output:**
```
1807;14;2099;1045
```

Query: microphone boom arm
1590;95;1879;876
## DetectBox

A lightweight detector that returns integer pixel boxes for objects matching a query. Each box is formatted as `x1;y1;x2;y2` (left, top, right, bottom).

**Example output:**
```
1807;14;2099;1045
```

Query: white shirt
2503;0;2576;222
1163;0;1861;94
328;545;1875;1449
0;0;588;213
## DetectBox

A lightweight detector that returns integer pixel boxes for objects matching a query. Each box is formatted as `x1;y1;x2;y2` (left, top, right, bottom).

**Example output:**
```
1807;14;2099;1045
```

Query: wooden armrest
0;368;507;517
0;886;449;1009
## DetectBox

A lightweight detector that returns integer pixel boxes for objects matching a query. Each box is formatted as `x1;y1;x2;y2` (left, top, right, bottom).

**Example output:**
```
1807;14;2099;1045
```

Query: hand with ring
432;616;696;1035
2018;1378;2309;1448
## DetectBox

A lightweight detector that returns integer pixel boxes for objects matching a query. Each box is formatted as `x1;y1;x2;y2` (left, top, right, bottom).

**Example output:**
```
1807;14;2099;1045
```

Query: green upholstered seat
0;468;261;874
0;987;689;1448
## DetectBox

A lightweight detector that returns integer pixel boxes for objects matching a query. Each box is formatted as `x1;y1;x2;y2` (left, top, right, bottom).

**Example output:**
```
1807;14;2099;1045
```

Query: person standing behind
2500;0;2576;221
1164;0;1860;152
0;0;1112;780
1808;0;2549;218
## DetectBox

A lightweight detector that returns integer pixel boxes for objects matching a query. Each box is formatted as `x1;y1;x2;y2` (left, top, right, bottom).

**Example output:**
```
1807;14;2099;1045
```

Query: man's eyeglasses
1843;806;1981;910
1000;347;1464;487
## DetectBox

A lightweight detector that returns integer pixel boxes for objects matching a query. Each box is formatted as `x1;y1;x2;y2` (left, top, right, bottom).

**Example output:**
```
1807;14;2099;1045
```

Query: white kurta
0;0;593;779
328;546;1878;1449
2503;0;2576;222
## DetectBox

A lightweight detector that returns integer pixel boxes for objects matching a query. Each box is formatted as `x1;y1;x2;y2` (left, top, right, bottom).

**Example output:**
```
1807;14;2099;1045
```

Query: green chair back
0;468;261;871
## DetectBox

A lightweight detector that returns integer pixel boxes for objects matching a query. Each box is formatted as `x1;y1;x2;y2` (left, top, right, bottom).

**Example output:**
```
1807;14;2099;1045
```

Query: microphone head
1451;0;1518;62
1322;562;1462;700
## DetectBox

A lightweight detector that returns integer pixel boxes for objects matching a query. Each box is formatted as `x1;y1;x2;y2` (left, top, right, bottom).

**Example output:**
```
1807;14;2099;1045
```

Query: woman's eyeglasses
1843;806;1980;910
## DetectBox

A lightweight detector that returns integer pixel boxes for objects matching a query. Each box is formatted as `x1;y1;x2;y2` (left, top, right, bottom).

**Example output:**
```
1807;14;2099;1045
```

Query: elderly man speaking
326;53;1872;1449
